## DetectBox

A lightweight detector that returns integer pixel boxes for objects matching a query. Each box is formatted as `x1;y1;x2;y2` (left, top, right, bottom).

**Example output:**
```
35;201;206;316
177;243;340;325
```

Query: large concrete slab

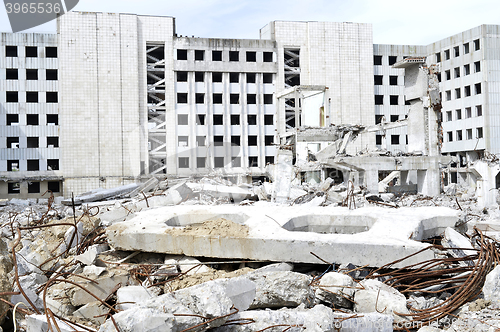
106;205;459;268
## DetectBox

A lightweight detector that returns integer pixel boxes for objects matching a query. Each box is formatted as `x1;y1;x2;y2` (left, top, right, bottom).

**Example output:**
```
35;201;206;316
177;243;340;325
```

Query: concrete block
483;266;500;305
75;244;109;266
442;227;476;263
62;183;140;205
26;314;81;332
73;301;107;325
116;286;158;310
354;279;410;324
316;272;355;308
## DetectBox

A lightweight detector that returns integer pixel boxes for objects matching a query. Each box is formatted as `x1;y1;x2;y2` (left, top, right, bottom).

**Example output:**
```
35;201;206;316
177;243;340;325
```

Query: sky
1;0;500;45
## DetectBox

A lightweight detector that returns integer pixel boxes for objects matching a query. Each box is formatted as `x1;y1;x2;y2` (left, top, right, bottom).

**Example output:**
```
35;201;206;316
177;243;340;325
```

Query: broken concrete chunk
483;265;500;305
316;272;355;308
75;244;109;266
416;327;444;332
73;301;108;325
116;286;159;310
354;279;410;324
26;314;82;332
82;265;106;278
442;227;476;264
0;238;13;325
64;221;84;249
216;277;256;311
251;262;293;274
247;271;314;309
62;183;140;205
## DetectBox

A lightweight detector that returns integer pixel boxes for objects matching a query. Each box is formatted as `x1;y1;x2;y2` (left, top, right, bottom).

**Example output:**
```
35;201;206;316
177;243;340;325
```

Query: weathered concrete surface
0;238;13;325
61;183;139;205
106;205;459;268
483;265;500;305
316;272;356;308
26;314;81;332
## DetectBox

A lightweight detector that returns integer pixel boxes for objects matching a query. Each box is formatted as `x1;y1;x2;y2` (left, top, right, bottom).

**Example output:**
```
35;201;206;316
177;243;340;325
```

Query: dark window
389;76;398;85
213;93;223;104
196;114;206;125
265;135;274;146
8;183;20;194
214;157;225;168
212;50;222;61
27;137;39;148
375;95;383;105
232;157;241;167
454;46;459;57
47;181;60;192
177;71;188;82
177;49;188;60
231;115;240;125
464;64;470;76
27;160;39;171
248;115;257;125
475;83;482;94
26;69;38;80
390;95;398;105
47;137;59;147
454;67;460;78
7;160;19;171
388;56;397;65
197;157;206;168
263;52;273;62
445;70;451;80
26;92;38;103
248;156;258;167
437;73;441;82
47;114;58;125
196;136;205;146
477;105;483;117
46;92;58;103
474;39;480;51
229;51;239;61
46;47;57;58
248;135;258;146
46;69;57;80
230;94;239;104
6;114;18;125
374;55;382;65
212;72;223;82
27;114;39;125
48;159;61;172
465;86;471;97
435;52;441;62
178;114;188;125
475;61;481;73
231;136;240;146
265;156;275;164
463;43;469;54
247;73;256;83
456;130;463;141
195;50;204;61
390;115;398;122
477;127;483;138
177;93;188;103
374;75;383;85
264;94;273;104
263;73;273;84
375;115;383;124
230;72;239;83
6;46;17;57
391;135;400;145
178;136;189;147
195;72;204;82
7;137;19;149
6;69;18;80
25;46;37;57
247;94;256;104
376;135;383;145
455;88;461;99
213;114;223;125
195;93;205;104
444;49;450;60
264;115;273;125
214;136;224;146
6;91;18;103
246;51;256;62
178;157;189;168
456;109;462;120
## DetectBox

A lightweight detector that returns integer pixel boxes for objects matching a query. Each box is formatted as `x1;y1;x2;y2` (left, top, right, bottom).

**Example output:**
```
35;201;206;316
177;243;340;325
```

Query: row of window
178;156;274;169
375;114;405;124
5;91;58;103
7;181;60;194
176;93;273;105
6;136;59;148
439;62;480;81
5;68;58;80
176;49;274;63
6;114;58;125
5;46;57;58
176;71;273;84
444;83;481;101
445;106;482;121
374;75;400;86
375;134;406;145
374;95;408;106
447;128;483;142
436;39;480;62
178;135;274;147
374;55;400;66
179;114;273;126
6;159;59;171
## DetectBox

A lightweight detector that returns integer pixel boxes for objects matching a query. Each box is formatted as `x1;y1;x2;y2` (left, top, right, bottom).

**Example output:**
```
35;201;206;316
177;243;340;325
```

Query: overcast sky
1;0;499;45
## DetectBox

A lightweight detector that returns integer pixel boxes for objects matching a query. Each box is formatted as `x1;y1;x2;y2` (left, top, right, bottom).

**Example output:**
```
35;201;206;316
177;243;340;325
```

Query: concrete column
400;171;409;185
365;168;379;194
417;168;440;197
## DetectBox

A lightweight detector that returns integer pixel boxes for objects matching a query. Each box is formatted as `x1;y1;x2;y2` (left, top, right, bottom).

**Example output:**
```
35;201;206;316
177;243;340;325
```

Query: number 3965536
5;2;62;14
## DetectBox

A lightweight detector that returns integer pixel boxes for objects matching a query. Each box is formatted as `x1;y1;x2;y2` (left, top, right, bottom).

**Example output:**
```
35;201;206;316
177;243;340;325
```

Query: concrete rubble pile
2;173;500;332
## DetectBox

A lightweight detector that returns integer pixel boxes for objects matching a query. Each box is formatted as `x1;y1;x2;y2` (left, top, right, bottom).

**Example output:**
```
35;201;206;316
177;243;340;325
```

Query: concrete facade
2;14;500;197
